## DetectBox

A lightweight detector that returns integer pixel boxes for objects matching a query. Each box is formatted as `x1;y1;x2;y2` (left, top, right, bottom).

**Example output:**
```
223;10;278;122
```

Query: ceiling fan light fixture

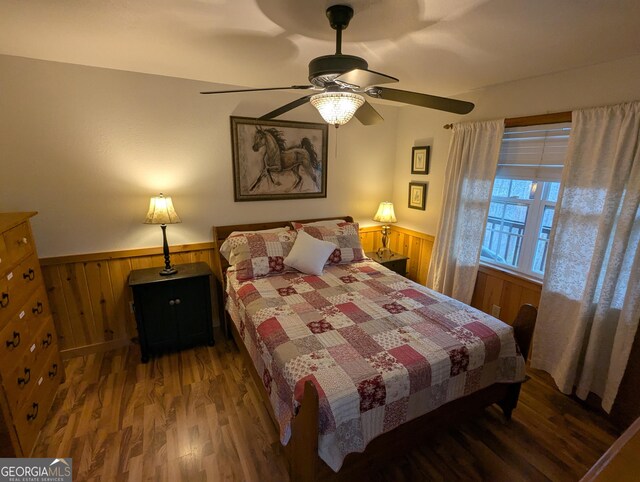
310;91;365;126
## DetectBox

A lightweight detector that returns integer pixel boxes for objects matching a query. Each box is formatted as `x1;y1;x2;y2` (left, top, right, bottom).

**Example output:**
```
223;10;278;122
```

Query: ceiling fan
201;4;474;126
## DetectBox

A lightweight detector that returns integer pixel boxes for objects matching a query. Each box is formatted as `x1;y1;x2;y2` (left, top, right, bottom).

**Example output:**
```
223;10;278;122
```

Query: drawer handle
32;301;43;314
23;268;35;281
49;363;58;378
175;298;181;305
169;299;175;306
26;402;39;421
6;331;20;348
42;333;53;347
18;367;31;387
0;292;8;308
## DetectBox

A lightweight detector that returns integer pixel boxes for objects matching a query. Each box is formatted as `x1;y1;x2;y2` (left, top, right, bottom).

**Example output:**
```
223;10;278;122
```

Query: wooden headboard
211;216;353;289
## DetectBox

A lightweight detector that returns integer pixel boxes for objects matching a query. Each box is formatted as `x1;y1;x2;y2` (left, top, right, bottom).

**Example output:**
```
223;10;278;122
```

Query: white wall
392;54;640;235
4;53;639;257
0;55;400;257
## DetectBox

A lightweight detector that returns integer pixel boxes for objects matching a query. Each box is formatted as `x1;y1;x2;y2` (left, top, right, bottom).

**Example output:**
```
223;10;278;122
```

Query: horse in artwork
250;126;321;192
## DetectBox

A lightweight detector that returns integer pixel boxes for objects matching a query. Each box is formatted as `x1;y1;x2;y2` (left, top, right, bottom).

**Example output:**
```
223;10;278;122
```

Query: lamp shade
373;201;397;223
144;193;181;225
310;91;365;126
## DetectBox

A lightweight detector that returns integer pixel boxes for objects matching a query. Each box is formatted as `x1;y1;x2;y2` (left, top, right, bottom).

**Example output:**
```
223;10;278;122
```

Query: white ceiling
1;0;640;97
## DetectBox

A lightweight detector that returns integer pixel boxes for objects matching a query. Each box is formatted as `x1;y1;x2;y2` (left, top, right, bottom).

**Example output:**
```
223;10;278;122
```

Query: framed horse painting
230;116;328;201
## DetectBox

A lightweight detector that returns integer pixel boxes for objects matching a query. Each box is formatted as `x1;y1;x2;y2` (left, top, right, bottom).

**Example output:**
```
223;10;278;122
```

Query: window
481;122;570;278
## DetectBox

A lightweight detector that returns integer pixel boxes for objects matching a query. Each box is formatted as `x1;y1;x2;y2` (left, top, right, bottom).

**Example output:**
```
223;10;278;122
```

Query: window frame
482;177;559;279
480;119;570;280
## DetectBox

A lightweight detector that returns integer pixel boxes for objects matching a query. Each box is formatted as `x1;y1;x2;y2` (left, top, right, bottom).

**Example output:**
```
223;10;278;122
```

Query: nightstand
129;262;215;362
366;250;409;277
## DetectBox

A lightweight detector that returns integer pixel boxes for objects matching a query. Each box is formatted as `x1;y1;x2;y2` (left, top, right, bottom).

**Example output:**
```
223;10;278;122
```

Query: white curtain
531;101;640;411
427;120;504;304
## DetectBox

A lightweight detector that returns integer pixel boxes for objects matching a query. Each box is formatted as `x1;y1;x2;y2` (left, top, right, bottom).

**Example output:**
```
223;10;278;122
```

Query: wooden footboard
230;303;537;482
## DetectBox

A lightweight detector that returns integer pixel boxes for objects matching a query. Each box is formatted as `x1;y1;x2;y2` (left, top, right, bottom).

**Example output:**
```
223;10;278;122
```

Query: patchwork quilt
226;259;525;471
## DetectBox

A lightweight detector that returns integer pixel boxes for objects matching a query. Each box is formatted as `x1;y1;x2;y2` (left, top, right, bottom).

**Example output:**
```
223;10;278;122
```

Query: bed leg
289;381;320;482
499;304;537;421
498;383;522;421
512;304;537;360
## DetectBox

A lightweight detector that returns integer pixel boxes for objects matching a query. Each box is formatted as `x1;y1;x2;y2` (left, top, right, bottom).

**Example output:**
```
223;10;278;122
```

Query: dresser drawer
23;286;52;335
14;349;62;455
0;286;49;363
1;317;57;412
2;339;41;412
0;253;43;327
0;236;7;276
33;316;58;363
3;222;34;268
0;305;31;366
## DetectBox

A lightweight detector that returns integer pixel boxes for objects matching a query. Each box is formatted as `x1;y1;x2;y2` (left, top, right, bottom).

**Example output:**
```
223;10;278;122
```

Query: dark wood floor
33;335;620;481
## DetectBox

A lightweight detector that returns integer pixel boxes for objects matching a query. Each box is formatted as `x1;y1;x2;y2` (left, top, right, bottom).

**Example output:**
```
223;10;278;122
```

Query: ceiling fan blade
370;87;475;114
354;101;384;125
259;95;313;120
200;85;313;95
335;69;398;89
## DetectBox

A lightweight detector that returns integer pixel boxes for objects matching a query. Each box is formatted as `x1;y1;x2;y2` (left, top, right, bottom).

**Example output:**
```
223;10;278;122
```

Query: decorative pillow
220;227;289;265
284;231;337;275
223;230;297;280
295;221;365;265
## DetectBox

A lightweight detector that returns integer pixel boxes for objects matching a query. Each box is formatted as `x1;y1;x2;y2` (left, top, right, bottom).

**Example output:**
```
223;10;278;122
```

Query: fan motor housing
308;54;368;87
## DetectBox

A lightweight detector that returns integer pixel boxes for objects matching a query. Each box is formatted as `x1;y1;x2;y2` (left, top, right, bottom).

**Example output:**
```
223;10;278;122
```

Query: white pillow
220;227;289;264
284;231;337;275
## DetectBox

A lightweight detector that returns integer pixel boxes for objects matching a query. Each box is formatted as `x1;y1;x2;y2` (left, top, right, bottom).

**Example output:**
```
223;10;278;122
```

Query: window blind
497;122;571;180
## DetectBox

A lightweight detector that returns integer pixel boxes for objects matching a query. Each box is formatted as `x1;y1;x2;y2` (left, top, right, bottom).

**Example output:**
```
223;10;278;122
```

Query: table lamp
144;193;181;275
373;201;397;256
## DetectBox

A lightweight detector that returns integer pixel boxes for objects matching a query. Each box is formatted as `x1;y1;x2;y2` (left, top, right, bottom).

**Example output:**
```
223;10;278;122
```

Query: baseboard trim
60;337;132;359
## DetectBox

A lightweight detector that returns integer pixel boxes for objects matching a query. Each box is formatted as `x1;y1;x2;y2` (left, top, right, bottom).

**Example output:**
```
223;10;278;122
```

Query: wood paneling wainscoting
359;225;434;286
39;243;218;358
471;264;542;325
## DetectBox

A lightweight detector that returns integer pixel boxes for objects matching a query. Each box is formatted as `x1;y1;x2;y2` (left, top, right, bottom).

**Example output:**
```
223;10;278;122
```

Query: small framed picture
411;146;430;175
408;182;428;210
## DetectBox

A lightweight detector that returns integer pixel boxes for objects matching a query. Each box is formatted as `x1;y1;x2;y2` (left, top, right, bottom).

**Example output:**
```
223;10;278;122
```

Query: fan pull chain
334;126;339;161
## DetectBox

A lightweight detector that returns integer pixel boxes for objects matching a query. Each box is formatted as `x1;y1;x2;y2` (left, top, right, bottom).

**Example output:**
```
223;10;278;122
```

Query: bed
211;216;536;482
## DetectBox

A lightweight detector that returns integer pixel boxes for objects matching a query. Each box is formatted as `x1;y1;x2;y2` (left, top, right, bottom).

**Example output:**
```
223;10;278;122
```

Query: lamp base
159;267;177;276
377;225;394;258
159;224;177;276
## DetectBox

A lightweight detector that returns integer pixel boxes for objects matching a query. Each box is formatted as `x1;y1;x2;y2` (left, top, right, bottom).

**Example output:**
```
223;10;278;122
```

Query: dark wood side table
366;250;409;277
129;262;215;362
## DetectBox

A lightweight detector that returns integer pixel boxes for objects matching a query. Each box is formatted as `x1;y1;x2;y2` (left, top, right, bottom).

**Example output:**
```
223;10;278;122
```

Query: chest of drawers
0;212;64;456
